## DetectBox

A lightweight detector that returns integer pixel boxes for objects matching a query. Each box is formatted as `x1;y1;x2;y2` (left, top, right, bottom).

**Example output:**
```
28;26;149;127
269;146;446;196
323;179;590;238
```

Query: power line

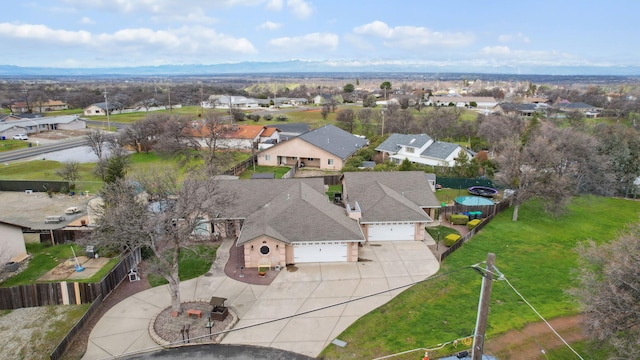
498;271;585;360
100;266;474;359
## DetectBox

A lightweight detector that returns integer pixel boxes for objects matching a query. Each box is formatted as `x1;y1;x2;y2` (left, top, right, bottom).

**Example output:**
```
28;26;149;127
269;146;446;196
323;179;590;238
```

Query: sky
2;0;640;72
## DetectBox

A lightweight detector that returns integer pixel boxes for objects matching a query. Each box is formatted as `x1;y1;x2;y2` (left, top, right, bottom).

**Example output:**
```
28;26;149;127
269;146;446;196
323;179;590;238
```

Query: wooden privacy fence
222;155;257;176
49;293;103;360
439;201;511;262
0;248;141;310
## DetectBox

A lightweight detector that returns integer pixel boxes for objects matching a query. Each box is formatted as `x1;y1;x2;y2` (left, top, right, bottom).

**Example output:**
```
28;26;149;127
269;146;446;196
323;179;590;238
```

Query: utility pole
103;90;110;131
472;253;495;360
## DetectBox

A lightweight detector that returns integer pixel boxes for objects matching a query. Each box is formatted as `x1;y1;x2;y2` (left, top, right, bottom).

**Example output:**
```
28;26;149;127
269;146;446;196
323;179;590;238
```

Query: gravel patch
151;301;237;346
0;305;84;359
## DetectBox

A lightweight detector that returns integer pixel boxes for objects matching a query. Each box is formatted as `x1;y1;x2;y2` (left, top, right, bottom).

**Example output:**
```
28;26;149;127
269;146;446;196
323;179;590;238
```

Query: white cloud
0;22;256;57
268;32;338;52
265;0;283;11
353;20;473;48
287;0;313;19
80;17;95;25
258;21;282;30
0;23;92;44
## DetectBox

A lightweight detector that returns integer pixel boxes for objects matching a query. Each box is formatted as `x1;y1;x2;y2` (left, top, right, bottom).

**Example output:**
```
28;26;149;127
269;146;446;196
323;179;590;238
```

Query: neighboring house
32;100;69;112
493;103;540;117
204;95;260;109
83;102;123;116
215;178;365;268
427;96;498;109
556;101;600;118
188;123;279;150
257;124;368;170
342;171;440;242
376;133;475;167
0;115;86;138
312;94;332;105
265;123;310;141
258;127;280;150
0;220;27;265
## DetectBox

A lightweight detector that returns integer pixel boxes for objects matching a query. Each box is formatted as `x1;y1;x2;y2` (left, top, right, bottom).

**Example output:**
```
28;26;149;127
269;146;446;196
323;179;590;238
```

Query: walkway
83;240;440;359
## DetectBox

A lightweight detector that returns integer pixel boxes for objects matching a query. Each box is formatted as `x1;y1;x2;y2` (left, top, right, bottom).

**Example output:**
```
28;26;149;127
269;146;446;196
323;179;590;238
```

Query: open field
320;195;640;359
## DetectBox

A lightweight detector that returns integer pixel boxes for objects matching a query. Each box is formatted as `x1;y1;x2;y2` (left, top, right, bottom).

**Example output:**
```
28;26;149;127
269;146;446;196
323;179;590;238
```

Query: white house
376;133;475;167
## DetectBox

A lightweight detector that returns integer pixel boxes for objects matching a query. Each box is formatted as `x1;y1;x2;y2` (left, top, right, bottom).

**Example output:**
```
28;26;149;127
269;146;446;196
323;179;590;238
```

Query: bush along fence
439;200;510;262
49;293;103;360
0;248;141;310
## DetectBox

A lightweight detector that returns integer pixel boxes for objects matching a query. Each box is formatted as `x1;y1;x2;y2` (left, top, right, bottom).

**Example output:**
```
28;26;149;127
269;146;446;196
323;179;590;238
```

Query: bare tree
385;109;416;134
89;168;231;313
494;126;574;221
55;161;80;189
570;224;640;359
477;114;526;151
358;108;374;136
86;130;109;162
320;105;330;120
336;108;356;133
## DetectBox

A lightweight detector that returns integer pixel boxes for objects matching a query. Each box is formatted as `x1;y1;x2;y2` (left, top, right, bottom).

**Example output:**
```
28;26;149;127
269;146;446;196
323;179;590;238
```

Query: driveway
83;241;439;359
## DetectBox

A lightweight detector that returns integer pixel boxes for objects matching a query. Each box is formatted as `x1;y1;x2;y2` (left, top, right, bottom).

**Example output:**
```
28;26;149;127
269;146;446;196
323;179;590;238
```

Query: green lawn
238;165;291;179
1;243;83;287
0;139;30;152
320;196;640;359
148;243;219;287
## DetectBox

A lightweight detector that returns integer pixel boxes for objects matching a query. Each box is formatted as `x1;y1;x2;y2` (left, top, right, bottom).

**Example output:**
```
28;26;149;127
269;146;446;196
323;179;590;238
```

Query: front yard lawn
320;195;640;359
148;243;219;287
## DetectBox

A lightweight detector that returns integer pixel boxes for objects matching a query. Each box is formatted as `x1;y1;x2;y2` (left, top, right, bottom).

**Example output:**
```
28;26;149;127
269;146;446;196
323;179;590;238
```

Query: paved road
121;344;314;360
0;138;88;163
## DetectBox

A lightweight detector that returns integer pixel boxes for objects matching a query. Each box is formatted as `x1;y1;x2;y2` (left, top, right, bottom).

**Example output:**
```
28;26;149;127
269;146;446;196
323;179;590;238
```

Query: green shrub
444;234;461;247
467;219;481;229
449;214;469;225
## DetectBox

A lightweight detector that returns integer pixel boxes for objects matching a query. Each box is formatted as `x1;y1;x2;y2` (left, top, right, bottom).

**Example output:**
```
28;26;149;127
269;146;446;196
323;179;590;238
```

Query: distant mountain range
1;60;640;78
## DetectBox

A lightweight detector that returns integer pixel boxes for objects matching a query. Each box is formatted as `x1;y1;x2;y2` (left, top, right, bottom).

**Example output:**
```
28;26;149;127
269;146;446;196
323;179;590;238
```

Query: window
260;246;270;255
406;147;415;154
328;159;334;165
265;154;271;161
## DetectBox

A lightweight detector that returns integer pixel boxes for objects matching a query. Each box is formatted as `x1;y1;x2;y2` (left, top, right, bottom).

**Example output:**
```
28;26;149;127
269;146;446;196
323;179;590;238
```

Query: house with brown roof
257;124;368;170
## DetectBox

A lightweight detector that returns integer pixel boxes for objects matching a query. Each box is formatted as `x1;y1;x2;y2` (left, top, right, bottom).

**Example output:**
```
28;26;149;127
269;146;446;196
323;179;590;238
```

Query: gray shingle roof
560;102;596;109
420;141;461;159
298;124;368;160
376;133;432;152
343;171;440;223
216;178;364;245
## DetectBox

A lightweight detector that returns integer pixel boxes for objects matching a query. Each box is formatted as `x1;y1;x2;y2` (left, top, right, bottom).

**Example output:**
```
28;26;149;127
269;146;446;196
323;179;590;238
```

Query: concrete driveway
83;241;439;359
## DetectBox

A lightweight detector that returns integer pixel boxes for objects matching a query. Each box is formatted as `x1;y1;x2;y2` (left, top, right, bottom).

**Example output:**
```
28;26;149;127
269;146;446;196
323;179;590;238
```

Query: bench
186;309;202;318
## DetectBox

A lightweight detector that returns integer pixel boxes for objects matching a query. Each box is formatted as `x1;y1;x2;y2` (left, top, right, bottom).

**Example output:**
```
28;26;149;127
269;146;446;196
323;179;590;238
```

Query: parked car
12;134;28;140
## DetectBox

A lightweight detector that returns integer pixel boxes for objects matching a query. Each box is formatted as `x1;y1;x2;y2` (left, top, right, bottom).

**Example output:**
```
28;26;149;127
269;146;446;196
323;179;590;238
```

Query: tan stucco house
257;124;368;170
215;178;365;268
342;171;440;242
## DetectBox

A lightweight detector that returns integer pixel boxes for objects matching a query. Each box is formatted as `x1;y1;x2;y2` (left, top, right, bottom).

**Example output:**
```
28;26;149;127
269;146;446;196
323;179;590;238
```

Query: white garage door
293;242;348;263
368;223;415;241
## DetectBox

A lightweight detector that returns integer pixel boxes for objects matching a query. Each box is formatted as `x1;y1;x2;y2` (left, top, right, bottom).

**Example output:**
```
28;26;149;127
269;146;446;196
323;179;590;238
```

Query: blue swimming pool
455;195;495;206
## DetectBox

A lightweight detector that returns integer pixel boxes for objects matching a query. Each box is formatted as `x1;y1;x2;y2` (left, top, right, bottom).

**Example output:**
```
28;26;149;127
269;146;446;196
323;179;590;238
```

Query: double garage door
367;222;416;241
293;242;348;263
